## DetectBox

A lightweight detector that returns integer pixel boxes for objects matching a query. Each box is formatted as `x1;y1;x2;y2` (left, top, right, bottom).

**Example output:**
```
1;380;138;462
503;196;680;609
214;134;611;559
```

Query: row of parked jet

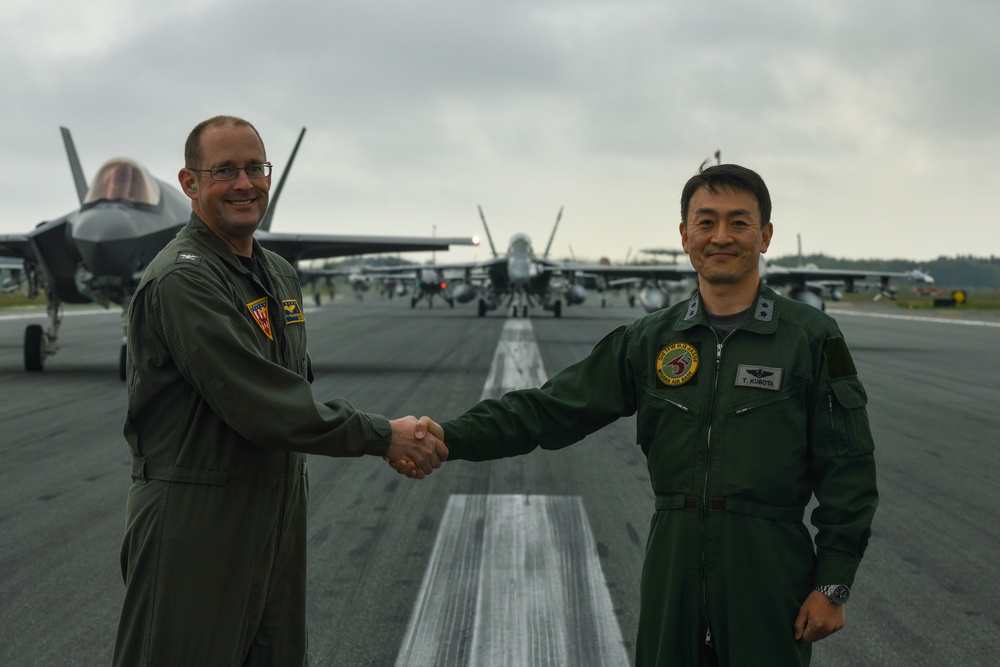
332;205;934;318
0;127;933;378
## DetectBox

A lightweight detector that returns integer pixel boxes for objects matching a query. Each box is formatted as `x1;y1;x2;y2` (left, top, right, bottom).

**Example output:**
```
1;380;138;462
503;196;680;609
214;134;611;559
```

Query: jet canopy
83;159;161;207
508;233;533;256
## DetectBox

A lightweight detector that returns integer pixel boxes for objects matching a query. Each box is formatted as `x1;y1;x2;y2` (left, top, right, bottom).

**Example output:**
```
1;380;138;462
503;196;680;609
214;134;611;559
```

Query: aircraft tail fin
259;127;306;232
542;206;563;259
478;205;499;258
60;127;88;205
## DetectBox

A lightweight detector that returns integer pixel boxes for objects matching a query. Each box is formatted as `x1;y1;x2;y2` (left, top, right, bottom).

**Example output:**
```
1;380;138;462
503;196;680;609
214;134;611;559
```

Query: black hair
680;162;771;226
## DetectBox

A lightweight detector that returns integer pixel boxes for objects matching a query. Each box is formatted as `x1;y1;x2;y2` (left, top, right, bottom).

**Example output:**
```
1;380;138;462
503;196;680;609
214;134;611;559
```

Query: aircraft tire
411;297;417;309
119;344;128;381
478;300;487;317
522;305;529;318
24;324;44;372
448;298;455;308
554;301;562;318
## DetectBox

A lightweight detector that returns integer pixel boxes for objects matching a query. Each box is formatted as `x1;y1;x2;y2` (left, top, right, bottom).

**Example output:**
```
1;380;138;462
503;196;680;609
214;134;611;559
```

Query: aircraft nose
73;205;144;277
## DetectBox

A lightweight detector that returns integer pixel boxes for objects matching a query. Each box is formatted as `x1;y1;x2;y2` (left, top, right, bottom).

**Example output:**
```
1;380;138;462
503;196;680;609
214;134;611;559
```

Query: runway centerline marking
395;318;629;666
395;495;630;666
480;319;549;399
827;309;1000;327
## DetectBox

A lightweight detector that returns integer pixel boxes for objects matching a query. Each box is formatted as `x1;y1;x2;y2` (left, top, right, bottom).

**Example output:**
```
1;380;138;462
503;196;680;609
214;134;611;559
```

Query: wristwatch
816;584;850;605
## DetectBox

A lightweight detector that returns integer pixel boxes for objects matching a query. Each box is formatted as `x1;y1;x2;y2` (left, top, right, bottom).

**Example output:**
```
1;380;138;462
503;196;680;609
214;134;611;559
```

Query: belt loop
131;456;148;481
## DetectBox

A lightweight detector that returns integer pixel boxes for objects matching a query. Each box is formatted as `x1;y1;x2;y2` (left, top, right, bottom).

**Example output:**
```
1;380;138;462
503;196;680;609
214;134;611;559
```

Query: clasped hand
384;416;447;479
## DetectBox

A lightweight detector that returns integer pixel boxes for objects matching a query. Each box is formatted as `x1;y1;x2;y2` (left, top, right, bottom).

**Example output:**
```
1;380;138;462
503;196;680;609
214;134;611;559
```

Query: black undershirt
706;308;748;336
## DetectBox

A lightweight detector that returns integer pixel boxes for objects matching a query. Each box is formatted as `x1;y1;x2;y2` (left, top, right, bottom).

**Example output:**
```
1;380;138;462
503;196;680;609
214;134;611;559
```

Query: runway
0;295;997;665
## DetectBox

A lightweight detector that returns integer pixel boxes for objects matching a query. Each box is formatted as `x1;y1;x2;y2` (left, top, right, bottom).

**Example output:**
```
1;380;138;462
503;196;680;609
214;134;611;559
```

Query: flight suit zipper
702;328;734;651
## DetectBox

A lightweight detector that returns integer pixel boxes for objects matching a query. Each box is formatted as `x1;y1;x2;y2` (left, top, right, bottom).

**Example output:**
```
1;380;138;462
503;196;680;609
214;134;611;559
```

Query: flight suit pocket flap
830;377;867;409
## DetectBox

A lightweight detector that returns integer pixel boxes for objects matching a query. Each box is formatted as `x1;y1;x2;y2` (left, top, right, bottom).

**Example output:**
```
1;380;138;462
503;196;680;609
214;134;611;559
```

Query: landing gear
478;300;488;317
24;324;44;371
553;300;562;318
411;297;417;308
24;295;61;372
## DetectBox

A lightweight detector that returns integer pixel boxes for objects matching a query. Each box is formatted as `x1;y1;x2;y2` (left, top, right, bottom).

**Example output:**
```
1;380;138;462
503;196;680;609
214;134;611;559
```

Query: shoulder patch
823;336;857;378
175;252;202;267
247;297;273;340
656;342;699;386
283;299;305;324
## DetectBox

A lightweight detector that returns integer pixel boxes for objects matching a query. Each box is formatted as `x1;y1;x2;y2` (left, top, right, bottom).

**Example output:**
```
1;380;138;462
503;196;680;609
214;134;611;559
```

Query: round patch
656;343;699;386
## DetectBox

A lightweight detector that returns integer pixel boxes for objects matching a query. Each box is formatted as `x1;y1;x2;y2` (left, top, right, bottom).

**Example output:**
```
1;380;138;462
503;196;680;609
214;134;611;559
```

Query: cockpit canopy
508;233;533;256
83;159;161;207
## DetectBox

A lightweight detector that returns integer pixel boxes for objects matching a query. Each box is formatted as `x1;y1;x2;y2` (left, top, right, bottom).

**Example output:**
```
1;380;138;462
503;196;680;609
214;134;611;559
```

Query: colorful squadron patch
656;343;699;386
282;299;305;325
246;297;273;340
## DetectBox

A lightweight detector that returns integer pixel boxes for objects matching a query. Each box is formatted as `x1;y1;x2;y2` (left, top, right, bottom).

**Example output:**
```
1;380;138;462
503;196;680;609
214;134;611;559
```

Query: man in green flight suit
113;116;447;666
392;163;878;666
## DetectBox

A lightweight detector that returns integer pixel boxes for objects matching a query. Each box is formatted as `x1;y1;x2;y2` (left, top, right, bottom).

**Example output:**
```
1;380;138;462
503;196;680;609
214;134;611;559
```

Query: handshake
384;416;447;479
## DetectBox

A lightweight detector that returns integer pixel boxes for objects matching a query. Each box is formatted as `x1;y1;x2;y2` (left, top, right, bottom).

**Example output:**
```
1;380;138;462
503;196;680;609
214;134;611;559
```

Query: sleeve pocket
828;377;875;454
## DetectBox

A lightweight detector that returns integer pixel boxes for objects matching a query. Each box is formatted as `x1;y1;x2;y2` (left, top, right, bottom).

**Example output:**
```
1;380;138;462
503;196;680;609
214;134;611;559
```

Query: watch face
831;585;850;605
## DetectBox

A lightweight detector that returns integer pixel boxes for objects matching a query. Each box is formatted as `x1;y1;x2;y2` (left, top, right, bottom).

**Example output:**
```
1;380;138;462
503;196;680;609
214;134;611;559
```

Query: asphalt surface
0;295;997;666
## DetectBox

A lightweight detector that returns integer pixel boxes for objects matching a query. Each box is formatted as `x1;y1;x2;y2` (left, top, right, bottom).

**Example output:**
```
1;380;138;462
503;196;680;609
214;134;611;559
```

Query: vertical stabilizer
60;127;88;205
259;127;306;232
542;206;563;259
477;205;499;258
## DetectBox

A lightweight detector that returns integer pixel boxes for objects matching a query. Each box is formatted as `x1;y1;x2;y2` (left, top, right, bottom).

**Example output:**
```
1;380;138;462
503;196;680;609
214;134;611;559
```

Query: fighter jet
408;206;590;318
0;127;477;377
567;256;934;313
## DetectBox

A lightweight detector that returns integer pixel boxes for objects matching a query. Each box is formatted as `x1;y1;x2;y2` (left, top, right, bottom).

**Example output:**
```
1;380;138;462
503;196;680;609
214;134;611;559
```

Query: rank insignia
246;297;273;340
283;299;305;325
656;343;699;386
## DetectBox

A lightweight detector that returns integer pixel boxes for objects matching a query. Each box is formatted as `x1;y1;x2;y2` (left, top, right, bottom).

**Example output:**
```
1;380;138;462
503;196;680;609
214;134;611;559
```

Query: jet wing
0;235;36;262
559;262;697;282
255;232;479;263
764;264;934;287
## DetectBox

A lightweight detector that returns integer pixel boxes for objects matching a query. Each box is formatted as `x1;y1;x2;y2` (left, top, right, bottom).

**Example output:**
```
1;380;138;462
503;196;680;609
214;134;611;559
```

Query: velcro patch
247;297;273;340
735;364;782;390
175;252;201;266
823;337;857;378
283;299;305;324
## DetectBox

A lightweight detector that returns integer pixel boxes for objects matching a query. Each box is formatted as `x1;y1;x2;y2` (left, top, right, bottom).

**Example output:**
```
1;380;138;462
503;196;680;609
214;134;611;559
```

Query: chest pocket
639;389;704;493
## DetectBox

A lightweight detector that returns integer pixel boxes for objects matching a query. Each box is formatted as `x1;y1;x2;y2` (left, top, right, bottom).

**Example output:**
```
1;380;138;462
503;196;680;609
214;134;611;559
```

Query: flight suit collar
186;213;272;278
673;282;781;335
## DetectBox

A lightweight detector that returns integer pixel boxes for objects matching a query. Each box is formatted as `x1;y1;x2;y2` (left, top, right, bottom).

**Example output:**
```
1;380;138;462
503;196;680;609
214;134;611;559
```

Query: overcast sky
2;0;997;265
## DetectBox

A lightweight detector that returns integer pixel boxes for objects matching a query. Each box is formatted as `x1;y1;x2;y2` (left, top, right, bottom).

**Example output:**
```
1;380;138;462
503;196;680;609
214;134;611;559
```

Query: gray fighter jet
0;127;476;377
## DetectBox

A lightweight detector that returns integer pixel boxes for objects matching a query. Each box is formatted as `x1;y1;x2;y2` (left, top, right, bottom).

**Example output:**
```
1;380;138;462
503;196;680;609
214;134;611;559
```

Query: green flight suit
441;285;878;667
113;215;392;667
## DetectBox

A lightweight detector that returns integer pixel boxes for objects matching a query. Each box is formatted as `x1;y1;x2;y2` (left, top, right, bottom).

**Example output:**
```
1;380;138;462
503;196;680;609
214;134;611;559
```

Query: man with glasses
113;116;447;665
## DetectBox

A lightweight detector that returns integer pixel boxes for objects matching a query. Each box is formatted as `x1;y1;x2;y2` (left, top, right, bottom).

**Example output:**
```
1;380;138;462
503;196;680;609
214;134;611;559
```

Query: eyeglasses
189;163;273;181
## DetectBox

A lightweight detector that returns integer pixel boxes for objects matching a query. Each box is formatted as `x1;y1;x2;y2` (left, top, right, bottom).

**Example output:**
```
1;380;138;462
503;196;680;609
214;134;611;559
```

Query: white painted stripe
395;495;630;667
479;319;549;400
0;308;114;322
827;309;1000;328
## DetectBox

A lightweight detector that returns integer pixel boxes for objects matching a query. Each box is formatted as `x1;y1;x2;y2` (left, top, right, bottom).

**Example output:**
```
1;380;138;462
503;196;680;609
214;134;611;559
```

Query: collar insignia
283;299;305;324
656;343;699;386
735;364;782;390
247;297;273;340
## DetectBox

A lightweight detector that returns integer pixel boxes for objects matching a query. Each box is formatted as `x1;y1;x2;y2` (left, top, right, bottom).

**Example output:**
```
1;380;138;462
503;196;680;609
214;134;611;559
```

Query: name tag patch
735;364;782;390
283;299;305;324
